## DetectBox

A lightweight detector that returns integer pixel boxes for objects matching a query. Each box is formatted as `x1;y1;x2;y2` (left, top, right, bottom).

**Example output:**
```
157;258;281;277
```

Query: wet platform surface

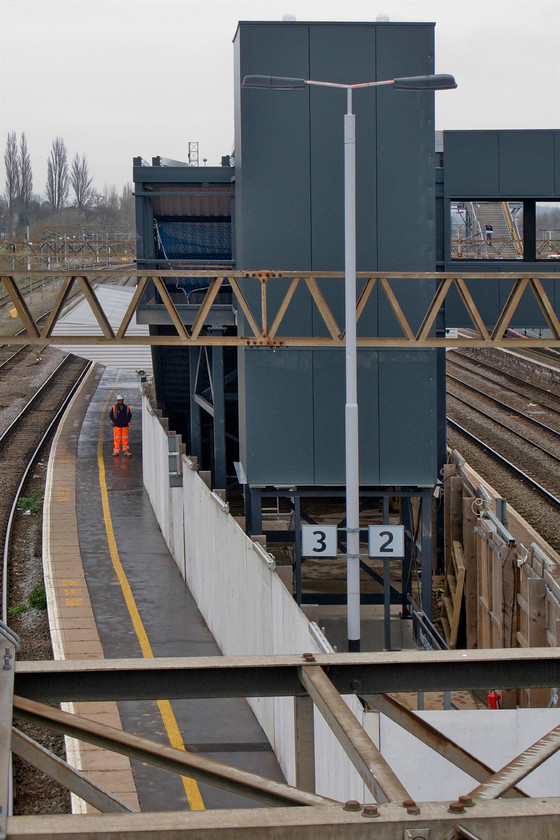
46;364;284;812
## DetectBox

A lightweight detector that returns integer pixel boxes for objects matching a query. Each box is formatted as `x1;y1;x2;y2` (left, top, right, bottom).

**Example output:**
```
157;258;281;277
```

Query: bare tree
4;131;19;234
46;137;69;209
18;132;33;227
71;152;94;212
120;182;135;228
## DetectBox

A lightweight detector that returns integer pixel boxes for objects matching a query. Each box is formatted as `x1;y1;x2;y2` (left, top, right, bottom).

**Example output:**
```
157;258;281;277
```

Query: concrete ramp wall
141;395;560;804
142;394;367;801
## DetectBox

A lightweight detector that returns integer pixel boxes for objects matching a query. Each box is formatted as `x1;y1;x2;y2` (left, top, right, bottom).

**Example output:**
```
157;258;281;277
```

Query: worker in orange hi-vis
110;394;132;456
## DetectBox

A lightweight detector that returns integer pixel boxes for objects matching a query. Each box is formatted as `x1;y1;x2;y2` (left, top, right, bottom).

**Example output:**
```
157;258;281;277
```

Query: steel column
421;488;433;618
188;347;202;462
211;344;227;489
294;695;315;793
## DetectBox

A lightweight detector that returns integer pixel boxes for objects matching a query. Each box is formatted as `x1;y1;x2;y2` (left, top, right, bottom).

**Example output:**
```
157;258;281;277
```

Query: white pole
344;87;360;652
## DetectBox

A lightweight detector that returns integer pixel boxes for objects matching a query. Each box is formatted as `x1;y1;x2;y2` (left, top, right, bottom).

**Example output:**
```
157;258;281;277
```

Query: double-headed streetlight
242;71;457;651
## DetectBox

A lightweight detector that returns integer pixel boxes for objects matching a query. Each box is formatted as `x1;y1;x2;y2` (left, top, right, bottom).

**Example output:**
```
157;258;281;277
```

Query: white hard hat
116;394;125;400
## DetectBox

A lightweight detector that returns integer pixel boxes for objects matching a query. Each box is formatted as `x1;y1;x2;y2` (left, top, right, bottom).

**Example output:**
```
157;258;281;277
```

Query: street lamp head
392;73;457;91
242;75;307;90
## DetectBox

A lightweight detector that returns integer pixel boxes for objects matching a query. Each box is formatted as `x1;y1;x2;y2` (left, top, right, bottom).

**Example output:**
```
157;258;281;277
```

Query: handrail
502;201;523;256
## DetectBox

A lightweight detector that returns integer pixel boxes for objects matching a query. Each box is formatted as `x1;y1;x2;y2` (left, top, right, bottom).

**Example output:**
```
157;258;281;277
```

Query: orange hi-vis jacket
110;403;132;427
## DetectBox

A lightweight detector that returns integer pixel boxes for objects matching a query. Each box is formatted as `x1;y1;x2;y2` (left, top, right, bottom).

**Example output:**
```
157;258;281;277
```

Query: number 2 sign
368;525;405;558
301;525;337;558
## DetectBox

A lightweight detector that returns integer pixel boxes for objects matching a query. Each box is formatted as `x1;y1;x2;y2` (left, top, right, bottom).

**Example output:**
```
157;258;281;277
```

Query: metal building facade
234;21;444;487
441;129;560;326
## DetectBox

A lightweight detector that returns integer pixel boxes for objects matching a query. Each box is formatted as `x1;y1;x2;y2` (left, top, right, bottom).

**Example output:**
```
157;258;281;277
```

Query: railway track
0;343;27;371
447;349;560;413
446;348;560;553
0;354;91;614
447;416;560;511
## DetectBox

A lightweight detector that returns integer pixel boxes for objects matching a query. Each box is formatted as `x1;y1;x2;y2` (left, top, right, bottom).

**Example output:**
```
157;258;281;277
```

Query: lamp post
243;71;457;652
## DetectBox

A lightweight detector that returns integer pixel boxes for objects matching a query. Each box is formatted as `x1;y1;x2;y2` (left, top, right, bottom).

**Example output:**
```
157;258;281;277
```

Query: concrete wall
143;396;560;802
366;707;560;800
142;394;369;800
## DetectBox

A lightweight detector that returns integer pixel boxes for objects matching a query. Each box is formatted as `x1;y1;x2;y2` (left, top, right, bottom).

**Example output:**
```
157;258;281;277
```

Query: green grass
28;584;47;610
18;489;44;514
8;603;28;616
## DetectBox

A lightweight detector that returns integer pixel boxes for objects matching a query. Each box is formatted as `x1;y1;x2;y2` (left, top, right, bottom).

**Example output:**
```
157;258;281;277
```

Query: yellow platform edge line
97;386;205;811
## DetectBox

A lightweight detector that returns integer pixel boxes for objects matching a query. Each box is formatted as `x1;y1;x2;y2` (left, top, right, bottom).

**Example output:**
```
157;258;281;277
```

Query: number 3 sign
301;525;338;558
368;525;405;558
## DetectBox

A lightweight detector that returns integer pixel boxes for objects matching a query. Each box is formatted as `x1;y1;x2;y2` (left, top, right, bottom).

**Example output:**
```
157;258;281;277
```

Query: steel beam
299;665;410;803
367;693;526;798
11;728;135;813
468;722;560;801
12;696;334;809
14;649;560;704
7;798;560;839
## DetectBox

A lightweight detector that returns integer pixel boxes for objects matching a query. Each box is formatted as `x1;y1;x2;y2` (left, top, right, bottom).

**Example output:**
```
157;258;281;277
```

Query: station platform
43;363;284;813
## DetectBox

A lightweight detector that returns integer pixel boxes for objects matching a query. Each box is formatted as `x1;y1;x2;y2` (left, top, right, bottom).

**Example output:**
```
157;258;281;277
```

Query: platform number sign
301;525;338;558
368;525;405;558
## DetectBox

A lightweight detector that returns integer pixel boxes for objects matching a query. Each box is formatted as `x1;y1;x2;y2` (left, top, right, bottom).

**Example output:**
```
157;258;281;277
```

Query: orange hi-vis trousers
113;425;129;454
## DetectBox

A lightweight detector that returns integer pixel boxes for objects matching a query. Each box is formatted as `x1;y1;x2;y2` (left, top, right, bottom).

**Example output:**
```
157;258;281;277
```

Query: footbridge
2;268;560;348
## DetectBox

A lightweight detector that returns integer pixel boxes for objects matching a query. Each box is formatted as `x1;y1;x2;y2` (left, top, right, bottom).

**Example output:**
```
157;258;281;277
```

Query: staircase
469;202;523;257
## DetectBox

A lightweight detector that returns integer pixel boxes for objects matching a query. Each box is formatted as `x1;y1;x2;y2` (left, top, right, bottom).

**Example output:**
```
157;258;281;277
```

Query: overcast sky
1;0;559;198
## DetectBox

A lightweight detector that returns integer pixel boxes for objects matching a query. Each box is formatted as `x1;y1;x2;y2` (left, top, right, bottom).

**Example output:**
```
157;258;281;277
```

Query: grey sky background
1;0;559;198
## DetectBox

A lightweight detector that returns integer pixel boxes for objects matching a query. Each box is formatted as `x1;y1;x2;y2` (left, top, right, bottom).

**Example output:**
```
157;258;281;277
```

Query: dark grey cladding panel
235;23;312;271
242;348;314;485
378;350;438;485
443;132;500;197
308;24;378;274
312;349;381;485
557;133;560;194
498;131;557;196
444;130;560;199
375;23;436;272
234;22;441;488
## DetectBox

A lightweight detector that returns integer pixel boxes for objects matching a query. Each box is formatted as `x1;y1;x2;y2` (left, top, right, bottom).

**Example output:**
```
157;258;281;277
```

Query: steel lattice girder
2;269;560;348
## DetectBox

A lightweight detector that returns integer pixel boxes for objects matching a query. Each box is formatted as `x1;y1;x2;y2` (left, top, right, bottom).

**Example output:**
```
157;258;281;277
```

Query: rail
1;358;93;624
1;269;560;349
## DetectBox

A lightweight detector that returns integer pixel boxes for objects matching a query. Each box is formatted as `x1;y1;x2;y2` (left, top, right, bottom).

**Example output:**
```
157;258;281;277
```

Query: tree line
2;132;134;239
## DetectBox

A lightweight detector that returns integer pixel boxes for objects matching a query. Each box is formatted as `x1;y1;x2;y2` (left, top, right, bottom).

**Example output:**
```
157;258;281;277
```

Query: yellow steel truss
1;269;560;348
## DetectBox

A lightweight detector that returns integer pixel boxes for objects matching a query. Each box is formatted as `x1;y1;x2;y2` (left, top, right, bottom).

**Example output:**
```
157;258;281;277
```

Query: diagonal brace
468;721;560;801
299;665;410;804
367;693;525;798
11;727;135;813
13;695;335;809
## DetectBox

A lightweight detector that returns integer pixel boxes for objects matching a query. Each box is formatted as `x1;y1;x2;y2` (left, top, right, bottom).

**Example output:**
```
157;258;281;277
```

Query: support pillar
293;495;302;605
294;695;315;793
189;347;202;463
421;488;433;618
211;345;227;490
